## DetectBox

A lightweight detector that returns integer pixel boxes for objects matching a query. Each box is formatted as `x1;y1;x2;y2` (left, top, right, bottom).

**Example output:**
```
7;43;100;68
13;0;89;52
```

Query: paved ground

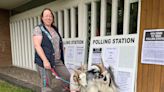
0;66;70;92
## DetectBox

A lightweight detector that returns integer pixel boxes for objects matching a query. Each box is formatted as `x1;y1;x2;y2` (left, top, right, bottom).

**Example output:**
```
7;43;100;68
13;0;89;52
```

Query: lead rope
50;68;70;84
40;25;56;91
43;68;46;91
40;26;55;49
50;68;81;91
40;26;80;91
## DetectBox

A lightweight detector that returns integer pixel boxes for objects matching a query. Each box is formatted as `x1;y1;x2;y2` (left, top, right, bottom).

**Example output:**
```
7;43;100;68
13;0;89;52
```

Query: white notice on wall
116;71;132;92
63;38;86;73
92;48;102;64
75;46;85;65
102;47;119;69
65;46;75;62
142;29;164;65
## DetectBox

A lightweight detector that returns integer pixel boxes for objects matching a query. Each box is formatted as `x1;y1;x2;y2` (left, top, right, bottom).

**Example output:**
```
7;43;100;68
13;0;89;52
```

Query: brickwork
0;9;12;67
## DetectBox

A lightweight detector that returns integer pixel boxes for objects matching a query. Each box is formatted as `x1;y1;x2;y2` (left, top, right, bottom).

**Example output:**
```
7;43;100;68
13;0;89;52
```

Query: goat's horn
94;58;106;73
96;64;106;73
74;69;81;75
80;63;84;72
100;57;105;67
81;64;87;72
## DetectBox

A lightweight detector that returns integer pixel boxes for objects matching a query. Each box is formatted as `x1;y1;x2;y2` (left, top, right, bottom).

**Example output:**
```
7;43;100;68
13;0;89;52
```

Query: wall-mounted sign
63;38;87;73
141;29;164;65
88;35;138;92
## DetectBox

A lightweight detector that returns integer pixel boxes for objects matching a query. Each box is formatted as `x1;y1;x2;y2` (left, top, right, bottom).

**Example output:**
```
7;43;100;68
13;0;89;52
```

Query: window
61;10;64;38
75;7;78;37
96;1;101;36
117;0;124;35
129;2;138;34
68;9;71;38
54;12;58;27
106;0;112;35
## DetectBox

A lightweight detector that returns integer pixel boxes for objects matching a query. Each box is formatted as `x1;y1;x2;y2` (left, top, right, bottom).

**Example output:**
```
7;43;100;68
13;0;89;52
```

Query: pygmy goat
87;63;118;92
70;66;87;92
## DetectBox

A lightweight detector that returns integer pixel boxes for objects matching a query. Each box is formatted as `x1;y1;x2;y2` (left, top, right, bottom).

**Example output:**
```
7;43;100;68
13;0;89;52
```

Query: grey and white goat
70;62;118;92
87;63;118;92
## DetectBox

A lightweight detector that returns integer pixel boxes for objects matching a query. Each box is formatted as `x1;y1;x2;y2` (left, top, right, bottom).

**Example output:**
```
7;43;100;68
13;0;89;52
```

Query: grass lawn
0;80;33;92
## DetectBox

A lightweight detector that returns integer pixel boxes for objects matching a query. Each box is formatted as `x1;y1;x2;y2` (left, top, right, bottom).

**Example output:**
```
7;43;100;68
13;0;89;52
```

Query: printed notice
65;46;75;62
102;47;119;69
116;71;132;92
63;38;86;73
142;30;164;65
92;48;102;64
75;46;85;65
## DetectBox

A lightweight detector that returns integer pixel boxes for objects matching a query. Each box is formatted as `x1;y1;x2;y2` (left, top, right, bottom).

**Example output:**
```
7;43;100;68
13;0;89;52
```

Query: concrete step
0;66;70;92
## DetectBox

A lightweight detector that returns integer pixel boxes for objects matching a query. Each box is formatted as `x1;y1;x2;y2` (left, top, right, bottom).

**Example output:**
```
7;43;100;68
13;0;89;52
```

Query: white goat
70;66;87;92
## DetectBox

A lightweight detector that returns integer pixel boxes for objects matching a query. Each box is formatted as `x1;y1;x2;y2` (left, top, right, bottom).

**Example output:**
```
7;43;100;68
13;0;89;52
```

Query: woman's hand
43;60;51;69
33;33;51;69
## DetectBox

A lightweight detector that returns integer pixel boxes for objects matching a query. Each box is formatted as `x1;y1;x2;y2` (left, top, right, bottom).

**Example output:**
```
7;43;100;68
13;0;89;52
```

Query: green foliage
0;80;33;92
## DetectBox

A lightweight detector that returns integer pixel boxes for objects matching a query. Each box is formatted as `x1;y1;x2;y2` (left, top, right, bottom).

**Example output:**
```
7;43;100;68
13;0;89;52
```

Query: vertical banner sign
142;29;164;65
88;35;138;92
63;38;87;73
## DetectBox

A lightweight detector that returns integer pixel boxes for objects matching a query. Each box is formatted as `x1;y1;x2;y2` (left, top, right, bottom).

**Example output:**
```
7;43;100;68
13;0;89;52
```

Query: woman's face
42;10;53;26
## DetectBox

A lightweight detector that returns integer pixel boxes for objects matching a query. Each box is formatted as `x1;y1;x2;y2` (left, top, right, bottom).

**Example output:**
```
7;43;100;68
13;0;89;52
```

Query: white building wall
10;0;140;71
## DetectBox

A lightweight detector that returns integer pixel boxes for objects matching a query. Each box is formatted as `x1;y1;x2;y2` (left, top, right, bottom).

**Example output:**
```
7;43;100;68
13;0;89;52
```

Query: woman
33;8;70;92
